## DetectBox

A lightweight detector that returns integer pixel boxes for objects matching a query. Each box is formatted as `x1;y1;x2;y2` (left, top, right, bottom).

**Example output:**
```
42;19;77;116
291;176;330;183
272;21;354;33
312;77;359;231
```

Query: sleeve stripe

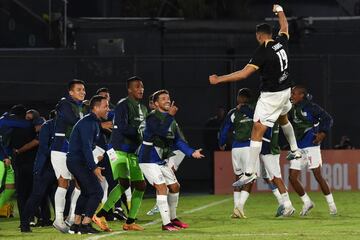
247;64;259;70
279;31;290;39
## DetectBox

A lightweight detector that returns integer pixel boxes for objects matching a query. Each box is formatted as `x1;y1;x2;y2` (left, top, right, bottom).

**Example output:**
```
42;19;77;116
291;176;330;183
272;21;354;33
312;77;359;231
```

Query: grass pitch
0;191;359;240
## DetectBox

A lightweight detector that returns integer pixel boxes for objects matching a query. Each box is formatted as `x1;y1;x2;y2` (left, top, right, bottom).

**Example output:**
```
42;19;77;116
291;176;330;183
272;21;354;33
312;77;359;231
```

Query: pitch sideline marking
86;197;231;240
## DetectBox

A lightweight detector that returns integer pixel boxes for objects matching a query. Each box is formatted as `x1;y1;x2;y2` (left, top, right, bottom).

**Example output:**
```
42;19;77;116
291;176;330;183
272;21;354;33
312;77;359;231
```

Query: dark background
0;0;359;193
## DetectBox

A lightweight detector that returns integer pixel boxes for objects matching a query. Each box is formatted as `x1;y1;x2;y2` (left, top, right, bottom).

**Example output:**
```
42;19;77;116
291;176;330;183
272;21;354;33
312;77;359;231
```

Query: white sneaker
53;220;69;233
300;201;314;216
286;150;302;160
329;203;337;215
282;206;295;217
230;207;247;219
232;173;257;187
146;205;159;216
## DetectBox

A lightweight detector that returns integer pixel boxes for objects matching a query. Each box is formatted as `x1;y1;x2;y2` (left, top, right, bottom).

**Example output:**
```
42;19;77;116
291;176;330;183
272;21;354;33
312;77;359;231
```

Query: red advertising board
214;150;360;195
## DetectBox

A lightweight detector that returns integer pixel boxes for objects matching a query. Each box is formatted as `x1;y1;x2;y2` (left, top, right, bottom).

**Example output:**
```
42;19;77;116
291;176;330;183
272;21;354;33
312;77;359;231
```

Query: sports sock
102;184;125;212
324;193;335;205
245;141;262;174
300;192;311;205
281;122;298;151
281;192;292;208
54;187;67;222
272;188;283;206
128;189;144;219
67;188;81;223
157;195;170;225
168;192;179;220
0;188;15;208
239;190;250;210
233;191;241;209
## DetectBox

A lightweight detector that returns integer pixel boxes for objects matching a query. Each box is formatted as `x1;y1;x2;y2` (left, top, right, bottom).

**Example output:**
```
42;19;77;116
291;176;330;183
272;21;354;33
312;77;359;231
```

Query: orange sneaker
92;215;112;232
122;223;144;231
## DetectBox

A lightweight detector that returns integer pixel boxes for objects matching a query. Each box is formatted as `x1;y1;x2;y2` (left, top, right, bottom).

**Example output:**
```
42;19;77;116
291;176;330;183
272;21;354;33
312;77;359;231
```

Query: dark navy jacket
67;112;100;171
0;114;32;159
52;95;87;152
33;119;55;174
138;111;194;165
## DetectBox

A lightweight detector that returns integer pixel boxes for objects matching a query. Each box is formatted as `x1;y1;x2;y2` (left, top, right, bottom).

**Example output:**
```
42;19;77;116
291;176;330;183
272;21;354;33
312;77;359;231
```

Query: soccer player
20;110;57;232
51;79;88;232
260;122;295;217
288;85;337;216
96;76;147;231
67;95;109;234
209;4;301;187
138;90;204;231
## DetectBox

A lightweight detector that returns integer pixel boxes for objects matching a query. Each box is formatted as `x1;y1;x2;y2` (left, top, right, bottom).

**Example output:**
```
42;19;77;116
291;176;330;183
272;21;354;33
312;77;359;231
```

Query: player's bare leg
289;169;314;216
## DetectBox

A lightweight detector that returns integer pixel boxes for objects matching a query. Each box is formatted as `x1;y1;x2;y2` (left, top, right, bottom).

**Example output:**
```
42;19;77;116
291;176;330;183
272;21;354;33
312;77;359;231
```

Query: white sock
325;193;335;205
233;191;241;209
300;192;311;205
245;141;262;174
272;188;283;206
239;191;250;210
157;195;171;225
100;179;108;204
54;187;67;223
68;187;81;223
168;192;179;220
281;122;298;151
281;192;292;208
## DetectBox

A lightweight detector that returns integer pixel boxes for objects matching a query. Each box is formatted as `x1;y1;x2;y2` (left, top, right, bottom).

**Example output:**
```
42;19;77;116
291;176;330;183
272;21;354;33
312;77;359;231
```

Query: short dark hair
90;95;107;109
256;23;273;35
10;104;27;118
152;90;169;103
292;85;308;95
49;109;57;120
237;88;252;99
96;87;109;95
126;76;143;89
68;79;85;91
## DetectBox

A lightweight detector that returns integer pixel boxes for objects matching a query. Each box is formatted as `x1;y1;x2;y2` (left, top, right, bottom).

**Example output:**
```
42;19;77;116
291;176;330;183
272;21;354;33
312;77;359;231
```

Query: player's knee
168;183;180;193
119;179;130;189
154;183;168;195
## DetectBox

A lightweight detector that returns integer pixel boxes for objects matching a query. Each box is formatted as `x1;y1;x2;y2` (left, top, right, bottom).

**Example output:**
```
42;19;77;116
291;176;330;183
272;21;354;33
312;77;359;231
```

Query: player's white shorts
139;163;178;186
231;147;249;175
289;146;322;170
260;154;281;180
167;150;185;171
51;150;72;180
253;88;292;127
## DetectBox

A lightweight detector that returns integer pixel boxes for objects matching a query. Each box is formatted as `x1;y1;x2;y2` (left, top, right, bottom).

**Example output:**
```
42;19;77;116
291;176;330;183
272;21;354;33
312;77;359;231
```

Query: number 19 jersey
248;33;293;92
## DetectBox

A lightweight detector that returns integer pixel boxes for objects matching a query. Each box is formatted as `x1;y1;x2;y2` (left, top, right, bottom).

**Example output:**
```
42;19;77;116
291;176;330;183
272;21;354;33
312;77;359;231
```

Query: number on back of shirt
276;49;288;72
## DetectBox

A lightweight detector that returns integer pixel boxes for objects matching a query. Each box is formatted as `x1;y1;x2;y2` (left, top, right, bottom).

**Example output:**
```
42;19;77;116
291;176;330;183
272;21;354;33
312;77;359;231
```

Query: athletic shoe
78;223;100;234
123;222;144;231
300;202;314;216
286;150;302;160
162;223;179;231
29;221;36;227
53;220;70;233
147;205;160;216
20;224;32;233
65;219;74;227
329;203;337;215
231;207;247;219
92;215;112;232
68;224;80;234
114;207;127;220
275;205;284;217
282;206;295;217
171;218;189;228
232;173;257;187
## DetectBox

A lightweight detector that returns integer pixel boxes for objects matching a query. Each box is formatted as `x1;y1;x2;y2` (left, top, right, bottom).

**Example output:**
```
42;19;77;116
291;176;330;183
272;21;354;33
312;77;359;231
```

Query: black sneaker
68;224;80;234
20;224;32;233
114;207;127;221
78;223;100;234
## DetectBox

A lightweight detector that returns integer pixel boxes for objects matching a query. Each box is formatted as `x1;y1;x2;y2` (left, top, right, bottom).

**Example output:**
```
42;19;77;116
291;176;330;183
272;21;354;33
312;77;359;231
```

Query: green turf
0;191;359;240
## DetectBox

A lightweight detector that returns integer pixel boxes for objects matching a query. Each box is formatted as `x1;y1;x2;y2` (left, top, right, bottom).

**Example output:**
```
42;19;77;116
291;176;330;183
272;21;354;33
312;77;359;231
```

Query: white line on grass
86;197;231;240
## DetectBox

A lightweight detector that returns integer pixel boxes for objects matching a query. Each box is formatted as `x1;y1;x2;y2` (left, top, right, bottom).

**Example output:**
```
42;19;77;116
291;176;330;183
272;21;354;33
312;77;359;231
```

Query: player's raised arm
273;4;288;36
209;64;257;85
